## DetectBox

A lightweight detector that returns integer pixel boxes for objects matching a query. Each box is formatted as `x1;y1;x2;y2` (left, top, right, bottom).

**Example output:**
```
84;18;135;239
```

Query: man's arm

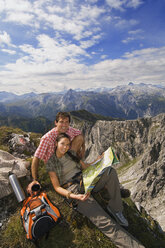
31;156;40;180
80;139;85;158
71;134;85;159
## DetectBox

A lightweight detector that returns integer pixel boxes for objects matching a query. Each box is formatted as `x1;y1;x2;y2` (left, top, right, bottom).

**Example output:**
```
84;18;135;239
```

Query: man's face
55;117;70;133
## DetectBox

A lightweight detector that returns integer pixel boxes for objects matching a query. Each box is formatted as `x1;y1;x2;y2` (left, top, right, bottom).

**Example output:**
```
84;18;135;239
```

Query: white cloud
122;29;144;43
115;18;139;28
0;31;12;46
5;12;35;25
1;0;105;41
1;0;32;12
126;0;144;8
128;29;143;35
0;46;165;94
13;34;87;68
1;48;16;54
101;55;108;59
106;0;124;10
80;34;102;49
106;0;143;10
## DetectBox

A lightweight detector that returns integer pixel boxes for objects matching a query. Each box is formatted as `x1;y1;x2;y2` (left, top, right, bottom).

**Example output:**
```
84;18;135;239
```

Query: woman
45;133;144;248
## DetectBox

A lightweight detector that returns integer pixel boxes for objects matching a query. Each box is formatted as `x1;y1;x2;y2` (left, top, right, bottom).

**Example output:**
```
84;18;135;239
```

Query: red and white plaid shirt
34;126;81;163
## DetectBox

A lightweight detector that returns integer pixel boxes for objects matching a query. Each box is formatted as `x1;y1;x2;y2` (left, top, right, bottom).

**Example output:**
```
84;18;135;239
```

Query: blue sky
0;0;165;94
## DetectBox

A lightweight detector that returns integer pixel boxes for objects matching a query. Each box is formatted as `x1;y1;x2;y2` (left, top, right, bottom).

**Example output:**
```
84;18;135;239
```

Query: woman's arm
49;171;89;201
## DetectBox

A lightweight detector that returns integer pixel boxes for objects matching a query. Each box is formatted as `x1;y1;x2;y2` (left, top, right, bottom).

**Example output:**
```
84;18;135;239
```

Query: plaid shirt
34;126;81;163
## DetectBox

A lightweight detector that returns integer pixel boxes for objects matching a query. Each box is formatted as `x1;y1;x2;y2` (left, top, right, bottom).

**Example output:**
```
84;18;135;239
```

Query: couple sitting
29;112;144;248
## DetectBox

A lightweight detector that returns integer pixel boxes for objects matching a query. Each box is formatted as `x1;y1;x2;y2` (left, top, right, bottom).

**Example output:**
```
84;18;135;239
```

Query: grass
117;157;139;175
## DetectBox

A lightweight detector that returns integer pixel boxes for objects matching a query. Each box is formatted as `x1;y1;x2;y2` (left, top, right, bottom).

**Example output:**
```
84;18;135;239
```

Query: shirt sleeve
34;136;55;163
67;127;82;140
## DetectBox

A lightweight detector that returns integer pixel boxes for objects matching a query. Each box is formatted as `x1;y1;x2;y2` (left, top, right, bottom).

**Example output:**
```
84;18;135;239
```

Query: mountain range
0;83;165;121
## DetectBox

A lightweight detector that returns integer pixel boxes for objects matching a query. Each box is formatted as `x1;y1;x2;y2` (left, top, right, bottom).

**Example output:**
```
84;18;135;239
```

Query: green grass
117;157;139;175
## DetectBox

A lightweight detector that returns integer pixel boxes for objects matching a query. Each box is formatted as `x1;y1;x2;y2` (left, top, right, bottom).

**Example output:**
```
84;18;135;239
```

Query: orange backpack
21;191;61;242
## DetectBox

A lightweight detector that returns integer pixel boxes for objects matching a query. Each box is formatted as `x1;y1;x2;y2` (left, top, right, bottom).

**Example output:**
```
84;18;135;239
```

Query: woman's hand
73;192;90;201
97;152;104;161
26;180;40;196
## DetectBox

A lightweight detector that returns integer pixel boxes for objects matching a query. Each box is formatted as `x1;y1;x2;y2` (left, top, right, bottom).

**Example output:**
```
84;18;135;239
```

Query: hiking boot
120;188;131;198
107;206;129;227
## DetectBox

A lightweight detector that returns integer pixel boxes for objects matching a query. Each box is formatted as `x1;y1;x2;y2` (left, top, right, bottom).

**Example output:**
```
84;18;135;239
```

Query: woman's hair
56;133;80;163
56;132;71;143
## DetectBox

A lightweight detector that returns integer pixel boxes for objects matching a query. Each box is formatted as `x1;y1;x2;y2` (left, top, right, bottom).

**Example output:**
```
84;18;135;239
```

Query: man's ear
55;120;57;126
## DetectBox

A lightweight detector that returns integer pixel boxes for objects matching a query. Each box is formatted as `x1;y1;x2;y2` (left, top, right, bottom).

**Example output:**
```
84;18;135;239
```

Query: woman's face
56;137;70;155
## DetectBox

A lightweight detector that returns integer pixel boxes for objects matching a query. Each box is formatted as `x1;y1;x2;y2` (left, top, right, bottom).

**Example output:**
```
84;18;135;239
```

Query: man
31;111;85;180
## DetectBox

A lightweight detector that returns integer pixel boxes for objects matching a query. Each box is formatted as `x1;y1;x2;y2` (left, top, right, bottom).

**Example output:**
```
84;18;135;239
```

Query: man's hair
55;112;71;123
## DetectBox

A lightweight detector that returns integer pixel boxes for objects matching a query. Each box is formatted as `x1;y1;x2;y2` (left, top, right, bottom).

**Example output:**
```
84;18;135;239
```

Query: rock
0;149;28;199
5;133;36;159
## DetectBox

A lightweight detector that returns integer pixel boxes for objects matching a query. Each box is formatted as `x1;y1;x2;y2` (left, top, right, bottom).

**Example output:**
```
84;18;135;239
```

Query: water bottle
8;172;25;202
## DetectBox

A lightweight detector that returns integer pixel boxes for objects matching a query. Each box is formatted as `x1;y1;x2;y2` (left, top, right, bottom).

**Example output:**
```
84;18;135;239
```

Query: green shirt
46;151;81;185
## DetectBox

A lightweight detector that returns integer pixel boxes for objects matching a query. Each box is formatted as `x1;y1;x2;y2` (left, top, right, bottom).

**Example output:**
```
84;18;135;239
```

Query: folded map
82;147;119;193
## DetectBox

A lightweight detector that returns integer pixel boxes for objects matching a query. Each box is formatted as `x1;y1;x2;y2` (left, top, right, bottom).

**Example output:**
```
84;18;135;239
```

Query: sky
0;0;165;94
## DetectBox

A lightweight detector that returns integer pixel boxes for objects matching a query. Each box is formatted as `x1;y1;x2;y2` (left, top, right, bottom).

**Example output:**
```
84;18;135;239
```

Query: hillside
0;115;53;134
0;112;165;247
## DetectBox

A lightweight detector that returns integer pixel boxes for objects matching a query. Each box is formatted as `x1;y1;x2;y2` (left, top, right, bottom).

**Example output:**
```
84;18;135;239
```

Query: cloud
80;34;103;49
1;48;16;54
1;0;105;43
106;0;143;10
122;29;144;43
0;31;11;46
126;0;144;8
114;17;139;28
128;29;143;35
0;0;32;12
0;46;165;94
88;46;165;87
5;12;35;25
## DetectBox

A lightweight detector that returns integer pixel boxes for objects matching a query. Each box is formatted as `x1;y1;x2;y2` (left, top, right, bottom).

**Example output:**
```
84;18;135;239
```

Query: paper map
83;147;119;193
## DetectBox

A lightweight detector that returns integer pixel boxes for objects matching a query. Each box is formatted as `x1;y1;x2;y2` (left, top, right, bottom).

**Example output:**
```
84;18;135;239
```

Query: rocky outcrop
4;133;36;159
0;150;29;199
79;113;165;232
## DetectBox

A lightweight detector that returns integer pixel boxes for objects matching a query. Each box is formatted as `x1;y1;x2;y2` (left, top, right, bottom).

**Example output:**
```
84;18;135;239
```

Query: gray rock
0;149;29;199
